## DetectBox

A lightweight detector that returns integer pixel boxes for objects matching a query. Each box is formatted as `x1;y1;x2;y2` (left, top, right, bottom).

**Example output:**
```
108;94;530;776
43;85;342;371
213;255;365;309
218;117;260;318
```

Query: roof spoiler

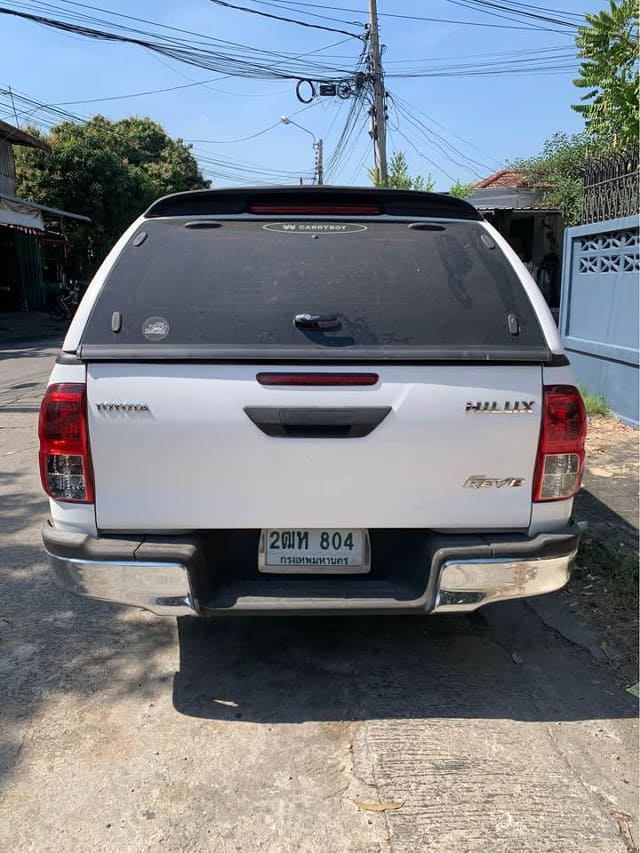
144;186;482;221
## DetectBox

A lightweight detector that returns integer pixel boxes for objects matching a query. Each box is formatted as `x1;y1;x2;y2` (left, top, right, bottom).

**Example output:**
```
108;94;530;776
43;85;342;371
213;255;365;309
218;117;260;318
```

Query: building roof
0;120;51;152
465;186;559;213
0;191;91;225
473;169;529;190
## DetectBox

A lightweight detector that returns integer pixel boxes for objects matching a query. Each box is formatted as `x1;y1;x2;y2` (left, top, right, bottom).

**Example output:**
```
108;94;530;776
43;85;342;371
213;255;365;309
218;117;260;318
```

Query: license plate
259;529;370;574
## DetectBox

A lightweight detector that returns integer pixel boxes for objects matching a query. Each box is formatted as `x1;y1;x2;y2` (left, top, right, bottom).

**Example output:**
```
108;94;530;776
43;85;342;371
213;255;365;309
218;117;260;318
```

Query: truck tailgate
87;363;541;530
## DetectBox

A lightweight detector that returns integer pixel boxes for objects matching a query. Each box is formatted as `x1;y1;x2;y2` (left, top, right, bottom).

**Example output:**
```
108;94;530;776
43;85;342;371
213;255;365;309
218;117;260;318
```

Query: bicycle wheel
49;301;67;321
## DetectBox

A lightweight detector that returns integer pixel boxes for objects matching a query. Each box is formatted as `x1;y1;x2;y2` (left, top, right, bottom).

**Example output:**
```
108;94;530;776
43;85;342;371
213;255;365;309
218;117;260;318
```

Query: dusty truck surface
38;186;586;617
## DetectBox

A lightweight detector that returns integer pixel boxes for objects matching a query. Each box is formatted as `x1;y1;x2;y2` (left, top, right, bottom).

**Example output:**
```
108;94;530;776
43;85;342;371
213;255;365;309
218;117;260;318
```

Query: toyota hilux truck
39;187;586;617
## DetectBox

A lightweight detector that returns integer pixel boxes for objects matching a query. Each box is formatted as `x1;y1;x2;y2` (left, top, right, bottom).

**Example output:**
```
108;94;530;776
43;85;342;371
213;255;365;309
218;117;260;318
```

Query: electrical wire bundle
0;0;587;187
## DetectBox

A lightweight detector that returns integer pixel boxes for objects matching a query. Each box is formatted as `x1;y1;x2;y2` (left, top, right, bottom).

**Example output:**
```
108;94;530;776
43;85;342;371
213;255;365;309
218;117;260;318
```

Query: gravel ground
570;415;639;688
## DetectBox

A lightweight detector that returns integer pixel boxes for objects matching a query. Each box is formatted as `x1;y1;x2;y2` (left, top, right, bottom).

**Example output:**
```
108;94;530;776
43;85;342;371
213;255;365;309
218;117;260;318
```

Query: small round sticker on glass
142;316;169;341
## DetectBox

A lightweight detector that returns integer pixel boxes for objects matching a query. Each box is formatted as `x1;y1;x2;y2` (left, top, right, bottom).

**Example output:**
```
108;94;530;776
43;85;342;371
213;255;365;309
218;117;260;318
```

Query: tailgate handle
294;313;340;331
244;407;391;438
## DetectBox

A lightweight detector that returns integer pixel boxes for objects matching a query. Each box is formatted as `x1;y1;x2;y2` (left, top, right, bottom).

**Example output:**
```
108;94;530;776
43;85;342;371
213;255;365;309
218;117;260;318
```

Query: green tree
15;115;209;268
513;132;607;226
368;151;434;190
572;0;639;148
448;180;475;198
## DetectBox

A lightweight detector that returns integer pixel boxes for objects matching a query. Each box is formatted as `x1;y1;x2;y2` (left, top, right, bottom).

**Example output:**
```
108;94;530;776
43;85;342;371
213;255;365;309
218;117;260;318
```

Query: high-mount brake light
533;385;586;502
248;204;382;215
38;383;94;503
257;373;379;387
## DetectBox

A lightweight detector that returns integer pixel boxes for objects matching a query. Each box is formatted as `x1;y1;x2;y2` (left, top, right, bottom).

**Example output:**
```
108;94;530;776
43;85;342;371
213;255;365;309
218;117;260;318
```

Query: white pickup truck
39;187;585;616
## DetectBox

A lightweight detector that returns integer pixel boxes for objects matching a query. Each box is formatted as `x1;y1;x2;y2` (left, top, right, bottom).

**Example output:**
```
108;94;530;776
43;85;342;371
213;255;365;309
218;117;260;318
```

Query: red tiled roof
473;169;528;189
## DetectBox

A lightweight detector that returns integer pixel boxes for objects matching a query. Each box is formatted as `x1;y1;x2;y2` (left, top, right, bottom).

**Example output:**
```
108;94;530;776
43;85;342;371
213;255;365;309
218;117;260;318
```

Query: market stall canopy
0;191;91;233
0;193;43;231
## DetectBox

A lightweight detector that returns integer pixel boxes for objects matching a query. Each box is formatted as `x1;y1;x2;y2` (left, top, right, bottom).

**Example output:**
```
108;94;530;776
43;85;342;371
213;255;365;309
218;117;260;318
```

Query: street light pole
280;116;323;185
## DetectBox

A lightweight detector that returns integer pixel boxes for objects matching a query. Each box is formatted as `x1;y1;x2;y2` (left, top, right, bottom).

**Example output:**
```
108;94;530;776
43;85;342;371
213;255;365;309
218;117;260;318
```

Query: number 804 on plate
259;528;370;574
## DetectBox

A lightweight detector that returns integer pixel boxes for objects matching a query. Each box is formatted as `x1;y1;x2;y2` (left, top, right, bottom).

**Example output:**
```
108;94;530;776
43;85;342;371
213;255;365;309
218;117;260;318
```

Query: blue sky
1;0;605;190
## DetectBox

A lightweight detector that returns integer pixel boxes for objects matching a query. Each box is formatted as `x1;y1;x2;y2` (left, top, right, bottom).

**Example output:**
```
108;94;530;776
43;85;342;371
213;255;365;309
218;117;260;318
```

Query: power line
53;77;224;105
246;0;365;28
389;97;487;178
140;34;354;99
472;0;584;19
194;153;315;182
253;0;573;32
185;103;318;144
383;90;510;184
382;44;574;65
385;53;578;79
323;97;362;176
393;125;457;184
194;144;317;184
49;33;356;105
23;0;257;45
0;86;208;163
1;0;580;188
395;99;504;170
445;0;581;29
325;100;368;181
345;134;372;185
0;5;360;81
14;0;357;51
208;0;363;39
1;2;578;83
318;97;348;146
0;85;328;187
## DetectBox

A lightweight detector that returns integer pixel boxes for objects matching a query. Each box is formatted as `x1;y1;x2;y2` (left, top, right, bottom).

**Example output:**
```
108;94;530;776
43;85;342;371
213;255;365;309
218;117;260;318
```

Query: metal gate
559;215;639;426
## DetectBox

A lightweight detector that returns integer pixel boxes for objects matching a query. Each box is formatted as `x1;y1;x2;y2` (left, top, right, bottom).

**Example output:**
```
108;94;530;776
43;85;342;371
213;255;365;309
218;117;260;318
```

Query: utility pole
368;0;388;185
315;139;324;185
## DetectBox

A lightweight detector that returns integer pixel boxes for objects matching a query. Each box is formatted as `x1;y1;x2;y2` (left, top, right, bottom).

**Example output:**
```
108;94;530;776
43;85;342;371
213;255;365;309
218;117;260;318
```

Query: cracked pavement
0;342;637;853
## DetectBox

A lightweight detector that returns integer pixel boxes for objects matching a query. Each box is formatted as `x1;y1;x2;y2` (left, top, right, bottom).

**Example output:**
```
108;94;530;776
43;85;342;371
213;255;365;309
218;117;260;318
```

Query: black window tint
81;220;547;359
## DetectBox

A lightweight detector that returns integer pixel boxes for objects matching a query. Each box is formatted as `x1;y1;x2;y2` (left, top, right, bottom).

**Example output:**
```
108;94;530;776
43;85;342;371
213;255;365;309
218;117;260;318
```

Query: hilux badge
466;401;535;414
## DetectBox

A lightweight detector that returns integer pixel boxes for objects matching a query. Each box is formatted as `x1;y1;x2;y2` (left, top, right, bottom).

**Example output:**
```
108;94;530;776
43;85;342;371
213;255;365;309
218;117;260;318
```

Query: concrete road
1;343;637;853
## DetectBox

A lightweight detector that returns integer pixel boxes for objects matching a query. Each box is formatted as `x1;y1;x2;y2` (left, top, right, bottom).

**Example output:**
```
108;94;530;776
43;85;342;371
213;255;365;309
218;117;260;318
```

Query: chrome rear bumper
48;555;195;616
43;522;579;616
432;553;575;613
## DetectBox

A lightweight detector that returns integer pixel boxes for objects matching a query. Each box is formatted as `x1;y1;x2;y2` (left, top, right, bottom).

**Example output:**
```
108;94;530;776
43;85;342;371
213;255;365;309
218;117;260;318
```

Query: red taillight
248;204;382;215
38;383;94;503
533;385;586;502
257;372;379;386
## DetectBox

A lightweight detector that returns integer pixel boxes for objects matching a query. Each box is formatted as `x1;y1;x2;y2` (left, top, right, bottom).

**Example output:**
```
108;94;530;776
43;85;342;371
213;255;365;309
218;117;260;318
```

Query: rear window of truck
80;219;549;361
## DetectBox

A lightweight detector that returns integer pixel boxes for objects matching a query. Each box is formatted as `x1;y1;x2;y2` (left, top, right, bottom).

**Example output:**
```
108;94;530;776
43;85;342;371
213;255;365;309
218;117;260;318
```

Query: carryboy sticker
142;317;170;341
263;222;368;234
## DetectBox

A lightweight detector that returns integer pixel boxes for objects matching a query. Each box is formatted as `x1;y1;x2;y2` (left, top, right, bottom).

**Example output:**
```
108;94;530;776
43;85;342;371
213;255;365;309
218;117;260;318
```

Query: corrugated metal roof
473;206;561;213
465;186;557;211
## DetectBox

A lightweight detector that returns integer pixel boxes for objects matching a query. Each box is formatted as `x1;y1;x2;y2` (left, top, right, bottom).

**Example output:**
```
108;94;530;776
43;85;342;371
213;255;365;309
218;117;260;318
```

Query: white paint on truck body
49;212;576;538
86;363;544;531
